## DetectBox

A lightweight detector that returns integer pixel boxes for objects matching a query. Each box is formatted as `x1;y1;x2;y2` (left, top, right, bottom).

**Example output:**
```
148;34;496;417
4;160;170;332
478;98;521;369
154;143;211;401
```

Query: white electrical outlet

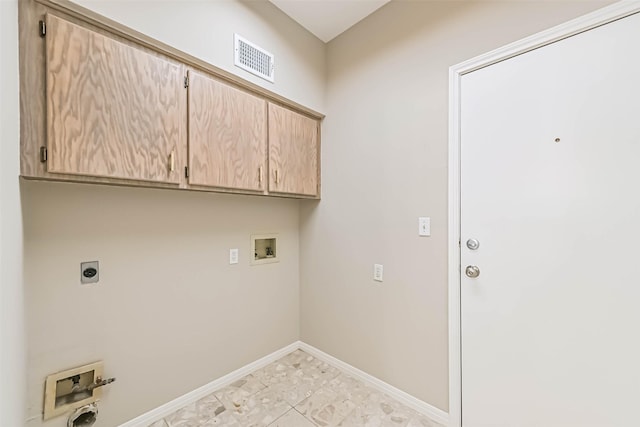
419;217;431;236
373;264;383;282
229;249;239;265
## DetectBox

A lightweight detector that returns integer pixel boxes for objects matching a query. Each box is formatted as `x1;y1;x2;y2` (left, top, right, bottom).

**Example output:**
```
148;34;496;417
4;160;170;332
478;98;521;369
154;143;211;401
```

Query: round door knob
465;265;480;278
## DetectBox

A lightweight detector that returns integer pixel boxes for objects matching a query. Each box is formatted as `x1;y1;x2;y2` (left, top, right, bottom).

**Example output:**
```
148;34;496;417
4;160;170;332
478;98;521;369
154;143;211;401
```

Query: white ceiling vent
234;34;275;83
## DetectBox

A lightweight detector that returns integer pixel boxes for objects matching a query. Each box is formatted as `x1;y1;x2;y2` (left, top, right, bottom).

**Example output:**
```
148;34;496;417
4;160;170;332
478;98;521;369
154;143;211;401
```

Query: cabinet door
188;71;266;191
268;103;319;197
46;15;185;184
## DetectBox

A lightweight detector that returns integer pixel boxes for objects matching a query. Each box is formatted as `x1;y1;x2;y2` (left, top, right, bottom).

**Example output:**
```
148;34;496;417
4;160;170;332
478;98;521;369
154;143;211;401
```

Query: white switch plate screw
419;217;431;236
229;249;239;265
373;264;383;282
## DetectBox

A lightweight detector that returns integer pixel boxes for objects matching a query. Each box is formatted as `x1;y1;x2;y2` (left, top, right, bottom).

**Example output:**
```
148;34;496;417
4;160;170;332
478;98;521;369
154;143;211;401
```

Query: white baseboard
118;342;299;427
120;340;449;427
298;342;450;426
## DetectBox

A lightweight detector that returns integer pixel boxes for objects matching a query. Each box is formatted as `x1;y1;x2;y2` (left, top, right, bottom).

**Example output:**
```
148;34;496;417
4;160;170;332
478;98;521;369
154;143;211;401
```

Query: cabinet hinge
184;166;189;178
184;75;189;88
40;146;47;162
39;20;46;37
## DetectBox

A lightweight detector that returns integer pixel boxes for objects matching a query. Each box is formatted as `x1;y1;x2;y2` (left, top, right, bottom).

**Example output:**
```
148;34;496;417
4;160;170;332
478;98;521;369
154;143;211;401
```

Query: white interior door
460;11;640;427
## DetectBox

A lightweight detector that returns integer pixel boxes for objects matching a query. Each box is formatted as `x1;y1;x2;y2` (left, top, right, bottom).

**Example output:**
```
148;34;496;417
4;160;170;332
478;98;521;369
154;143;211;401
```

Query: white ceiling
269;0;391;43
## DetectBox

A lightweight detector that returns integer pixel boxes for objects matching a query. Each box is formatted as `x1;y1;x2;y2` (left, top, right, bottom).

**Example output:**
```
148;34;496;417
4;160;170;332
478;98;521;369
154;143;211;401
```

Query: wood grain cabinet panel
268;103;319;197
188;71;267;191
45;14;186;184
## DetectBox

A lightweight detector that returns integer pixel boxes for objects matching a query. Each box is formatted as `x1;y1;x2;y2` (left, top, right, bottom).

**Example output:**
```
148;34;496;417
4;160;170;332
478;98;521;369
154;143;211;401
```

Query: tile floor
147;349;444;427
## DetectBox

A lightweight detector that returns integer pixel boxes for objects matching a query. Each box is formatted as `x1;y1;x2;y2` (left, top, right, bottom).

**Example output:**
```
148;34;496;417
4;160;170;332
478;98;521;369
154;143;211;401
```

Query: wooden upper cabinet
45;15;186;184
188;70;267;191
22;3;323;197
268;103;320;197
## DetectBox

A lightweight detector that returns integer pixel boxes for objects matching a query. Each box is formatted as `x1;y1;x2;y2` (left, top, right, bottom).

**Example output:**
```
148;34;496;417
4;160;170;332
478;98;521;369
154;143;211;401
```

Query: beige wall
300;0;611;412
22;1;325;425
1;0;26;425
24;183;301;426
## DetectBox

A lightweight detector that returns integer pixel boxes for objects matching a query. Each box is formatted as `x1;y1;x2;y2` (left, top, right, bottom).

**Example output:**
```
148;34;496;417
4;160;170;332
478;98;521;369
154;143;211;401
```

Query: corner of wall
1;0;26;425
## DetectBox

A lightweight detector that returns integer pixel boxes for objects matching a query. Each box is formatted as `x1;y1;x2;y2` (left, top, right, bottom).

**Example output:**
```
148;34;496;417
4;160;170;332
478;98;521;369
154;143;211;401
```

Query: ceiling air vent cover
234;34;275;83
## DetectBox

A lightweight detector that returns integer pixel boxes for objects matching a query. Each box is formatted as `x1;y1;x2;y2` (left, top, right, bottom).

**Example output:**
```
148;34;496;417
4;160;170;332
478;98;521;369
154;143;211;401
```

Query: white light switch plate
229;249;239;264
373;264;383;282
419;217;431;236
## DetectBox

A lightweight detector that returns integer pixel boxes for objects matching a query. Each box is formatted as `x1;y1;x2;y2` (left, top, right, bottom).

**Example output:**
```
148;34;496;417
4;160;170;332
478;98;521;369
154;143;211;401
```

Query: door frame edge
447;2;640;426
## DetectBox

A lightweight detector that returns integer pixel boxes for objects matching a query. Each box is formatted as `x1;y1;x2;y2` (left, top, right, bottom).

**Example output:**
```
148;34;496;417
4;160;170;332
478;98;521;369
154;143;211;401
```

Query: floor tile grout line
264;403;296;427
293;406;320;426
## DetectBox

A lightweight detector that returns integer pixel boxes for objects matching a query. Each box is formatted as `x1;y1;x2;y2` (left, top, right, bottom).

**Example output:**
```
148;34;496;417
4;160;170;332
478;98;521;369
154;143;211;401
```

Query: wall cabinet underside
19;0;323;199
